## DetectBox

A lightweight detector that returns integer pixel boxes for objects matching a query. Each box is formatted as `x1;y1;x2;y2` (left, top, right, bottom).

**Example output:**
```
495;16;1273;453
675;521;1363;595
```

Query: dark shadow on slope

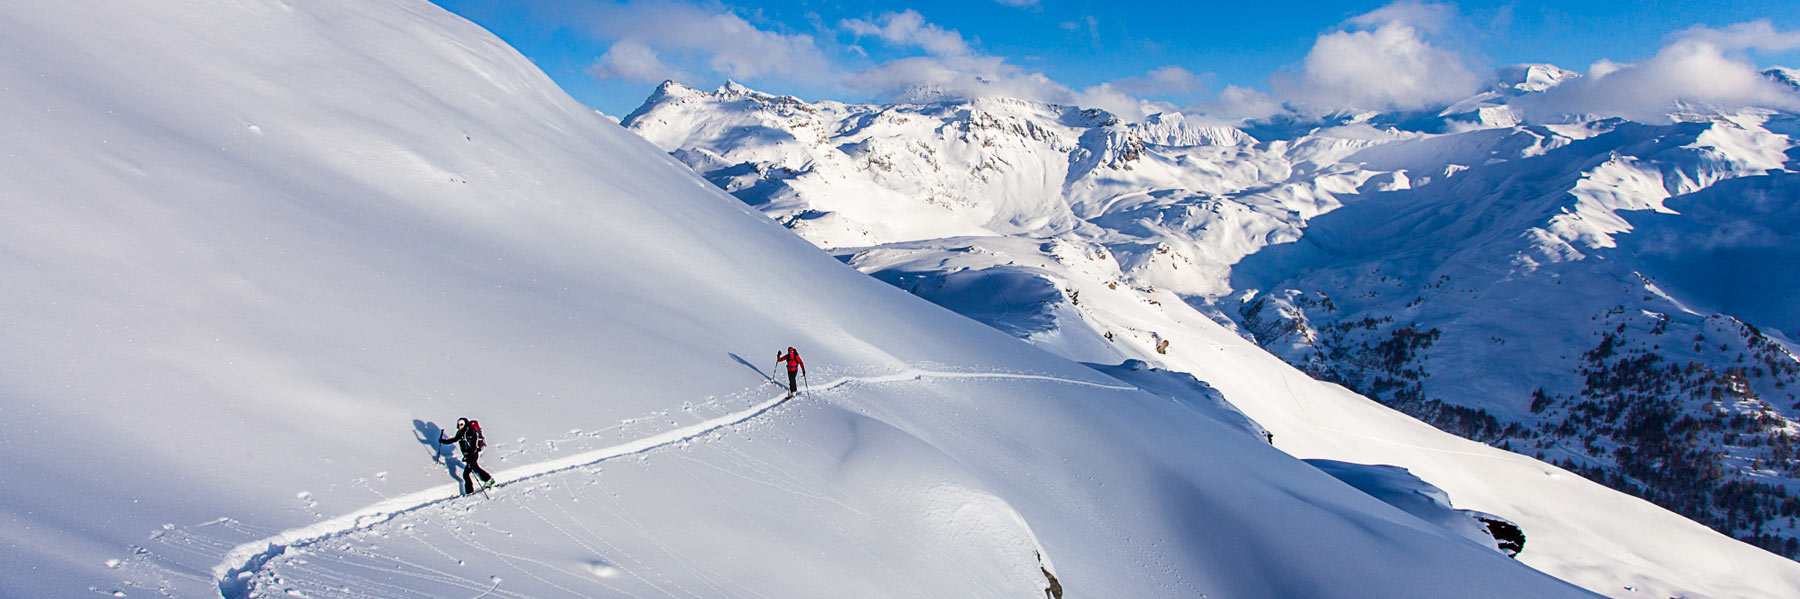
862;263;1061;337
1620;171;1800;335
1085;360;1270;441
1150;461;1330;598
729;352;775;382
412;419;462;482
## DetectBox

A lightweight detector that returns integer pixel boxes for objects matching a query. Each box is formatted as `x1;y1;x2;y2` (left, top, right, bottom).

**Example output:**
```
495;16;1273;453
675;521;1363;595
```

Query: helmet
456;417;468;428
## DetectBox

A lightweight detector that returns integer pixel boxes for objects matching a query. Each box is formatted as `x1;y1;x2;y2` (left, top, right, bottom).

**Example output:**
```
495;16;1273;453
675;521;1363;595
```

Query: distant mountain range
624;67;1800;559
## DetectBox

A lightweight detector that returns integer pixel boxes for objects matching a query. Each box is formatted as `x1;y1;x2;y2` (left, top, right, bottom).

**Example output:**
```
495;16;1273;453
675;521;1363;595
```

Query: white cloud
563;1;1800;128
1072;83;1139;115
1586;58;1626;79
837;12;1198;120
1254;9;1800;122
1671;20;1800;53
1107;66;1205;96
1203;85;1286;121
841;43;1194;121
847;57;1191;121
1075;83;1177;121
1519;27;1800;123
1488;4;1514;35
850;55;1069;104
1067;67;1208;120
587;40;691;84
839;14;1091;112
575;1;834;83
1060;16;1100;45
569;2;1190;123
1276;2;1483;113
841;10;971;57
1347;0;1455;34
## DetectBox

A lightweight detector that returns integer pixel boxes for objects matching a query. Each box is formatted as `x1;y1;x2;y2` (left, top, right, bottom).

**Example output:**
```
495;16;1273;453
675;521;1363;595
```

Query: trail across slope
213;368;1136;597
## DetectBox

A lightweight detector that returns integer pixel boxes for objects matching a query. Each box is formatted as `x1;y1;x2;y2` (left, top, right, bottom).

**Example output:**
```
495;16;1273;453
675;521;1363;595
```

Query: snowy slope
623;80;1800;597
0;2;1608;598
838;228;1800;599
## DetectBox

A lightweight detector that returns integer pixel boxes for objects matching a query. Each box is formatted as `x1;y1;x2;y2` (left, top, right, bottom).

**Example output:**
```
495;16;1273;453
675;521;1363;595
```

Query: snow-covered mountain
1767;67;1800;92
0;1;1675;599
1234;112;1800;554
622;74;1800;596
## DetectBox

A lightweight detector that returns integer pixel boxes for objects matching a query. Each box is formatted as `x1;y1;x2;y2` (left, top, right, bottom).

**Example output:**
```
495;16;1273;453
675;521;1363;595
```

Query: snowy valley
1;1;1796;599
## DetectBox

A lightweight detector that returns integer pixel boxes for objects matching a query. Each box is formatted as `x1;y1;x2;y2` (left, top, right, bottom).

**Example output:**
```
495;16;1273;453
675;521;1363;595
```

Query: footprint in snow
584;560;621;579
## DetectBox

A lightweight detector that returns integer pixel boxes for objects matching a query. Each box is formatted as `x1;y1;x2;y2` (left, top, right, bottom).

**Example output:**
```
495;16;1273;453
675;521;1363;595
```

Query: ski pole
802;370;809;395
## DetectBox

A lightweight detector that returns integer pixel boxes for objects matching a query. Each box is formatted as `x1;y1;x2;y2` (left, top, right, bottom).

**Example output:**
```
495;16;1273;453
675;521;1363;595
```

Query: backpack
467;419;486;451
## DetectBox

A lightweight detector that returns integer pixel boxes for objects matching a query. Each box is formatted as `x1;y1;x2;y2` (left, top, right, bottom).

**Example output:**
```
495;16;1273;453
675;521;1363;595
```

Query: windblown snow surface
0;1;1614;598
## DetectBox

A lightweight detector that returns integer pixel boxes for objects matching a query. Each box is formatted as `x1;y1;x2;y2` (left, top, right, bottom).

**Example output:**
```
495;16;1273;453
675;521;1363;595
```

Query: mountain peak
621;80;705;126
1494;63;1577;92
716;79;766;99
1764;67;1800;92
1134;112;1257;146
654;79;702;99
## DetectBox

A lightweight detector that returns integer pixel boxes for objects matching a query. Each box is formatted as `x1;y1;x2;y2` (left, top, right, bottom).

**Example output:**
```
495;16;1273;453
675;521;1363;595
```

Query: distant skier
439;418;495;495
776;346;806;397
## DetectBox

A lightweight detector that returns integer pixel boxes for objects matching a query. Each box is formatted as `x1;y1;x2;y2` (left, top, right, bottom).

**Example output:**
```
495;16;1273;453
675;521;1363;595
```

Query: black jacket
440;425;482;458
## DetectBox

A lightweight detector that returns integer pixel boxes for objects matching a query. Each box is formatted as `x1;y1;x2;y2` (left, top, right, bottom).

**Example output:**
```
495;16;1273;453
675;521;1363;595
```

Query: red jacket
779;349;805;372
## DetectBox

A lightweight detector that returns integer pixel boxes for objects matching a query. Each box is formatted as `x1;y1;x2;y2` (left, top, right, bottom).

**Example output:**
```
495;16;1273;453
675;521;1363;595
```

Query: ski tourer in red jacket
777;347;805;396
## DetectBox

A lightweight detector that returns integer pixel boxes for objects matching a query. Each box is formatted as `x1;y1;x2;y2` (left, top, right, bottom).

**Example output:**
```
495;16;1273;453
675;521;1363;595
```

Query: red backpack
467;419;486;450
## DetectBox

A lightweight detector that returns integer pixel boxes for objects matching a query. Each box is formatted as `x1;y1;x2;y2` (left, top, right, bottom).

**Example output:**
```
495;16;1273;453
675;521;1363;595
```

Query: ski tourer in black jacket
439;418;494;494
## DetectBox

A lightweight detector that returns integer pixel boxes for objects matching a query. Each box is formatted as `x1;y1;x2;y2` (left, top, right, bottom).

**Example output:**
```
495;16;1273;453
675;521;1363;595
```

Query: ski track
211;367;1134;598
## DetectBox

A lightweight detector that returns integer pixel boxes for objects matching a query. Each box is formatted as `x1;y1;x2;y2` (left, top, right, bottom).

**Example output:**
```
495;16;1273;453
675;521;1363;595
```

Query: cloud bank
1519;20;1800;122
1274;1;1484;114
842;10;971;57
576;0;835;84
567;1;1800;125
588;39;691;84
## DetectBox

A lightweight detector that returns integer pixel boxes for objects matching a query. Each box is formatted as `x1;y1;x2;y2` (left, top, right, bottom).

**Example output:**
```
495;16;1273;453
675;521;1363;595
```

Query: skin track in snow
112;367;1598;599
209;368;1137;597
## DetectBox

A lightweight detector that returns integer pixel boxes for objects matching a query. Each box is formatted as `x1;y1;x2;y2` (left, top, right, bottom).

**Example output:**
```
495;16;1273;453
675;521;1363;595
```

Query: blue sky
430;0;1800;119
